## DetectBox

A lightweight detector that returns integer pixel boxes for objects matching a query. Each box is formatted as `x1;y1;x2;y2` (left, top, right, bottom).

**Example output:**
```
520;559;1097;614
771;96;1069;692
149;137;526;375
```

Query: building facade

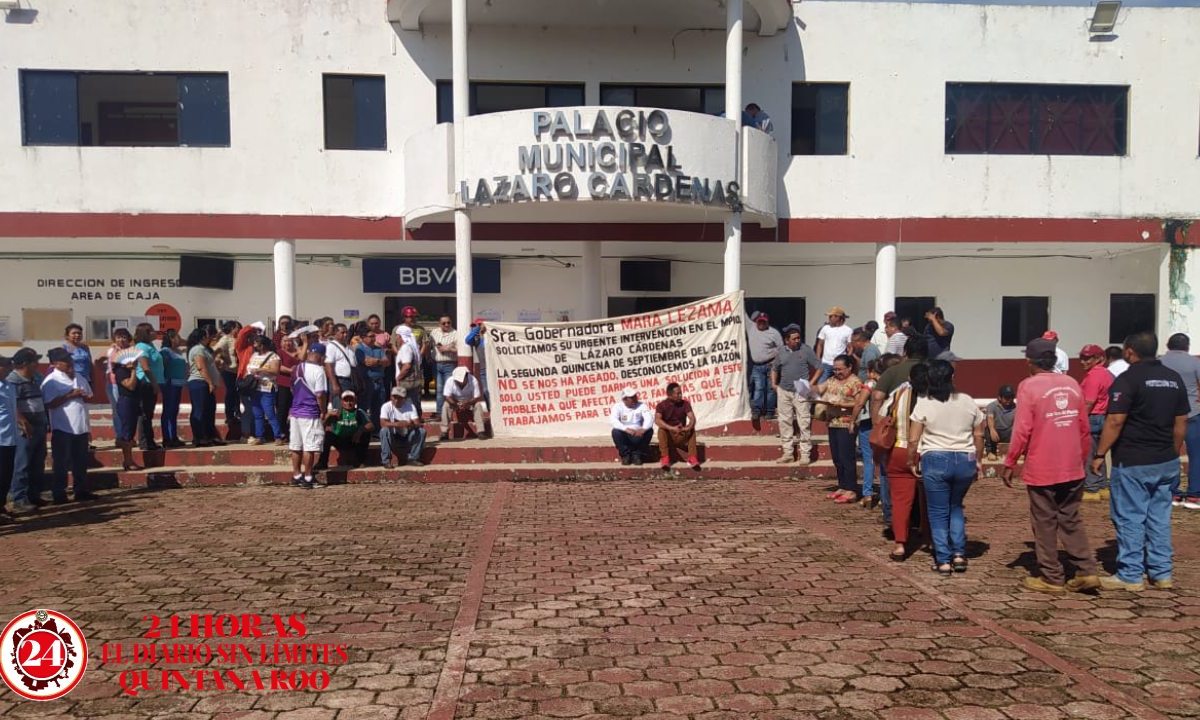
1;0;1198;385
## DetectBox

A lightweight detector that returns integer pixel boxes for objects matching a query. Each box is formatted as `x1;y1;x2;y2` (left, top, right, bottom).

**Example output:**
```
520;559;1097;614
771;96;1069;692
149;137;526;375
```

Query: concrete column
723;0;743;294
874;242;897;323
1163;244;1200;343
272;239;296;320
579;242;603;320
452;0;472;365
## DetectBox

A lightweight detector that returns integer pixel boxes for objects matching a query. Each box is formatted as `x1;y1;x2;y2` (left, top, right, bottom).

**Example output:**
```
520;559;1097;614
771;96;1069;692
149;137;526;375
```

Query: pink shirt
1079;364;1113;416
1003;372;1092;487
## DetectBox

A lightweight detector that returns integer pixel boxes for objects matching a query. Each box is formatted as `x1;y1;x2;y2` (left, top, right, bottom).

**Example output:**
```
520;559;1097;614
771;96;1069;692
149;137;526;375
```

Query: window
791;83;848;155
608;297;704;317
20;70;229;147
323;75;386;150
600;84;725;116
1001;297;1050;347
745;298;808;343
1109;294;1155;344
945;83;1128;155
436;81;584;123
895;297;937;335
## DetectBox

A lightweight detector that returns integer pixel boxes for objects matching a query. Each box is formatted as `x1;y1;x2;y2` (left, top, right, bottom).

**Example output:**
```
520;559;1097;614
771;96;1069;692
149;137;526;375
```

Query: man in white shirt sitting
380;386;426;468
42;347;96;503
440;366;488;441
610;387;654;466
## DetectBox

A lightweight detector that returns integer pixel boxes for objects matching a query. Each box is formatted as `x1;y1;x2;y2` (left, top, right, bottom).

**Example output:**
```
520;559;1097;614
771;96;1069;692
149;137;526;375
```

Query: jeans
880;466;892;524
1084;414;1109;492
221;370;240;422
276;386;292;440
251;389;281;440
107;381;124;440
858;420;878;498
612;429;652;460
381;425;426;465
187;380;213;443
749;363;776;417
435;362;455;414
828;426;857;493
818;363;835;383
368;377;388;432
138;382;159;448
1110;458;1179;583
161;382;183;442
11;422;47;504
50;430;90;499
1178;414;1200;498
921;450;977;564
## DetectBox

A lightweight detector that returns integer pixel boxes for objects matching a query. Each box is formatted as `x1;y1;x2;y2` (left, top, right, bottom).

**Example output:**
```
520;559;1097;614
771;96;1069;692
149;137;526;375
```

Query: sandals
952;557;969;573
932;563;953;576
122;463;144;472
889;549;907;562
834;494;858;504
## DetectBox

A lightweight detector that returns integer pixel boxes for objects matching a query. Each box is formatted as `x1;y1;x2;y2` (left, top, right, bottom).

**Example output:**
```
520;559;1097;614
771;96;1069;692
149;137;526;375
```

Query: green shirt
328;408;368;439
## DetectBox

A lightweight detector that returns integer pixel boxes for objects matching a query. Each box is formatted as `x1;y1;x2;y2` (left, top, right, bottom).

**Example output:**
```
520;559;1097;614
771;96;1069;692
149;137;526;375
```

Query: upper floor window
436;81;584;123
791;83;849;155
323;74;386;150
599;84;724;116
20;70;230;147
945;83;1128;156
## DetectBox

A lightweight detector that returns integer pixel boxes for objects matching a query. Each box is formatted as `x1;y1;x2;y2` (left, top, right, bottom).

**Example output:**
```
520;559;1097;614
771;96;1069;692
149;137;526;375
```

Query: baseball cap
341;390;356;400
250;321;266;332
452;366;469;383
12;348;41;365
402;306;419;317
998;385;1016;398
826;306;848;318
754;312;770;323
308;342;326;356
883;311;897;322
1025;338;1057;361
390;386;407;397
620;387;638;399
47;347;71;364
1042;330;1059;342
472;317;485;326
1079;344;1105;359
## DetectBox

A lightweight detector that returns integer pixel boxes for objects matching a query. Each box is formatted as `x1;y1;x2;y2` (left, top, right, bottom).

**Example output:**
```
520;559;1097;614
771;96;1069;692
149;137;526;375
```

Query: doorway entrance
384;297;456;332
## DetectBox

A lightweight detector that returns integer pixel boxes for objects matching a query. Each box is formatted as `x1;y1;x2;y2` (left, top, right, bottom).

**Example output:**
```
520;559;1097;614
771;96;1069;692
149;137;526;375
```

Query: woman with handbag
243;335;283;445
813;354;869;503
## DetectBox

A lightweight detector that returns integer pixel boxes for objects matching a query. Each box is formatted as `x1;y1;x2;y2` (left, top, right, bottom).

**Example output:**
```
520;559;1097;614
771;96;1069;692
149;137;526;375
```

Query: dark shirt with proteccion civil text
1108;359;1190;468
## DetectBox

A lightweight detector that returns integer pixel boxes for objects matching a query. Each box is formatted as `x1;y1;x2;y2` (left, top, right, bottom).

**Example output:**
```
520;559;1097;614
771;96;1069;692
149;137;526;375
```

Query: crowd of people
0;308;493;511
747;302;1200;592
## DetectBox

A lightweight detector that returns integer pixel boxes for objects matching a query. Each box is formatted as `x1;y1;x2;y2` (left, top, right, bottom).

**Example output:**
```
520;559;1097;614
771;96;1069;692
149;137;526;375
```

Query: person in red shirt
655;382;700;472
1079;344;1115;501
1000;338;1098;594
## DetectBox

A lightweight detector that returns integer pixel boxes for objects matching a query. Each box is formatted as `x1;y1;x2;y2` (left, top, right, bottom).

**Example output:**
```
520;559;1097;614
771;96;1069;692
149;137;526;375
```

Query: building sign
35;276;180;302
361;258;501;294
459;108;741;209
483;291;749;438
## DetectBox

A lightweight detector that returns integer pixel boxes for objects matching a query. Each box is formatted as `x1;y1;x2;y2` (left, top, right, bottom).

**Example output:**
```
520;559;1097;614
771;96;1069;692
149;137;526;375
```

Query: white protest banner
483;291;749;437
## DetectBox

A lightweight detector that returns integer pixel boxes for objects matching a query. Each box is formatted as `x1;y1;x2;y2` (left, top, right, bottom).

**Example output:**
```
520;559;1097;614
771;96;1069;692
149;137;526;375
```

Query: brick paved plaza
3;476;1200;720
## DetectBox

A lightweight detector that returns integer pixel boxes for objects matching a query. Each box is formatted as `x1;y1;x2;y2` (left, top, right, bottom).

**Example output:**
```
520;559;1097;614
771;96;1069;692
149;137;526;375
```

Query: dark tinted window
324;75;386;150
745;298;808;342
436;81;585;123
1109;294;1155;344
1001;296;1050;347
945;83;1128;155
791;83;848;155
896;297;937;335
608;297;704;317
21;70;229;147
619;261;671;292
600;84;724;116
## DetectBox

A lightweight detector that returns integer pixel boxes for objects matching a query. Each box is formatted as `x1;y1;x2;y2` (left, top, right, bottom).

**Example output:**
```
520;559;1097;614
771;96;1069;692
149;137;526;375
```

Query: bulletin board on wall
21;308;73;341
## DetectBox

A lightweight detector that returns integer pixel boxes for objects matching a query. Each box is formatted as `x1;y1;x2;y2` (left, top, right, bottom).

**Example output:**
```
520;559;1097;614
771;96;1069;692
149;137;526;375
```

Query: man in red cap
1042;331;1069;374
1079;343;1114;501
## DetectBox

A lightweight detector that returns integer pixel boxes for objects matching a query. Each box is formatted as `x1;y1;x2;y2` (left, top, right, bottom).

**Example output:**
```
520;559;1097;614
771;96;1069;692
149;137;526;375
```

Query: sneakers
1182;497;1200;510
1098;575;1145;592
1065;575;1101;592
1172;496;1184;507
439;433;450;442
632;455;644;466
1082;491;1104;503
620;455;632;466
660;460;671;472
247;437;261;446
986;452;999;462
5;500;36;516
290;475;316;490
687;455;701;471
1022;576;1066;594
796;456;812;466
1150;577;1174;590
775;454;794;465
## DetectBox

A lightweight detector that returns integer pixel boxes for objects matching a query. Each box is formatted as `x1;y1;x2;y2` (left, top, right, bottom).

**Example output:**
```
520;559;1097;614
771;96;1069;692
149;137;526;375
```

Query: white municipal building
2;0;1199;377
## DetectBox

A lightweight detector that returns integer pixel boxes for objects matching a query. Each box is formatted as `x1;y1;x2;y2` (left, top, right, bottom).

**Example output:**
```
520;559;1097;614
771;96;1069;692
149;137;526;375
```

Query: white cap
250;321;266;331
341;390;356;399
452;366;469;383
620;387;638;399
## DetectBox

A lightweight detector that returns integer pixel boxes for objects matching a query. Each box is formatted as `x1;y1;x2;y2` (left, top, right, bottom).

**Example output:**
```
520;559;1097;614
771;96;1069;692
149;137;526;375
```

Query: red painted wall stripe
0;212;1184;244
